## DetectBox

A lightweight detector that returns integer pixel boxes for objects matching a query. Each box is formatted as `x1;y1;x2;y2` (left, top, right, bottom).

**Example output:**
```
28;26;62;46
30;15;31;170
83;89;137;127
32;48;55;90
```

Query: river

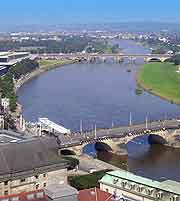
17;39;180;182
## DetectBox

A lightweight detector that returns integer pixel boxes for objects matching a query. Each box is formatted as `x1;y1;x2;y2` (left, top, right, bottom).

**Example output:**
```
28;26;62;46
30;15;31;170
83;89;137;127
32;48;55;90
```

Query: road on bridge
59;119;180;148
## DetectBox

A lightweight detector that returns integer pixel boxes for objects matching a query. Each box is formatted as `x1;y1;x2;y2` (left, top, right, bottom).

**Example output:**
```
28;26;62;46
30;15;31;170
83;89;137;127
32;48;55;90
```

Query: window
36;192;44;199
137;187;141;192
20;179;26;183
105;189;109;193
27;194;35;200
35;175;39;179
43;183;47;187
10;197;19;201
36;184;39;190
4;181;8;186
113;178;118;184
4;191;8;195
43;173;47;178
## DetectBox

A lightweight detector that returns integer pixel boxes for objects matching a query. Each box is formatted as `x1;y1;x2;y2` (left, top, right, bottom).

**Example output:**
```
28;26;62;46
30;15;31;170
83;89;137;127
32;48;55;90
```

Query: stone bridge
38;53;172;63
59;119;180;156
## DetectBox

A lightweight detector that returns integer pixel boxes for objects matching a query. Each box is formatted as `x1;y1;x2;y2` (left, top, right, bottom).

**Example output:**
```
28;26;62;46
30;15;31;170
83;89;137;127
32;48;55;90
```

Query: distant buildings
100;170;180;201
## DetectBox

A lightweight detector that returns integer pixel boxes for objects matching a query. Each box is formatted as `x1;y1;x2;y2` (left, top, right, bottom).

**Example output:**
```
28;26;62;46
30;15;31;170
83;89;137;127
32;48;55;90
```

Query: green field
137;62;180;104
38;59;74;69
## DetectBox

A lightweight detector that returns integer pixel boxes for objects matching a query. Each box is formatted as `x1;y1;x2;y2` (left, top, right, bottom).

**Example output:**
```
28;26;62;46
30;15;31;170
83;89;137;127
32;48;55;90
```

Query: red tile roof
0;189;48;201
78;188;113;201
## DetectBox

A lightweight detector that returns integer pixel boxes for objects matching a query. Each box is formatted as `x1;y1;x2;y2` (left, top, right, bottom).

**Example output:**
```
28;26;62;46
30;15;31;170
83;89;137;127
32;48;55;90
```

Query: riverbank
137;62;180;104
15;59;76;92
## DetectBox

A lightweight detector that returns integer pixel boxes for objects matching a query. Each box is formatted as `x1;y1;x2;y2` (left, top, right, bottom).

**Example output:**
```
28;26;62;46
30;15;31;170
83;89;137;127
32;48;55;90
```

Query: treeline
0;36;92;53
143;38;180;54
0;74;16;111
0;36;119;54
86;40;119;54
10;59;39;79
0;59;39;111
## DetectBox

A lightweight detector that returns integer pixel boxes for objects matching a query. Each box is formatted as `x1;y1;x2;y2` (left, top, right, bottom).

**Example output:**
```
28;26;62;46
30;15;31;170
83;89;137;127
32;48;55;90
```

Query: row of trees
0;59;39;112
10;59;39;79
0;74;16;111
0;36;120;54
86;40;120;54
0;36;92;53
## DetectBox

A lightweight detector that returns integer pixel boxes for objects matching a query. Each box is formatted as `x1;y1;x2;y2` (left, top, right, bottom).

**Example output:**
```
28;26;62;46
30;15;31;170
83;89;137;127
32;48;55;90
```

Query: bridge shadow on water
82;142;113;157
82;134;167;158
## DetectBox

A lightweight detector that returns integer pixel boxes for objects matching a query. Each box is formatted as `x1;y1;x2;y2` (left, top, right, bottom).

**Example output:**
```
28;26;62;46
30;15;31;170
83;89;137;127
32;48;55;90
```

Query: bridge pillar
128;57;136;63
103;139;128;156
116;56;124;63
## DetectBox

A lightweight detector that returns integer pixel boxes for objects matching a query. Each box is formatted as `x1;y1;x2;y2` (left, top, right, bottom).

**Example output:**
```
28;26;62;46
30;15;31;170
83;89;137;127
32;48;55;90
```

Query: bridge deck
59;119;180;148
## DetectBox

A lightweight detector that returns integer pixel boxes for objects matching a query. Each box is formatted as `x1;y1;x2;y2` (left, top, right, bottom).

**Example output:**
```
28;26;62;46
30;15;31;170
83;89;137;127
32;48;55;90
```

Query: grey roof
45;184;78;199
0;137;68;181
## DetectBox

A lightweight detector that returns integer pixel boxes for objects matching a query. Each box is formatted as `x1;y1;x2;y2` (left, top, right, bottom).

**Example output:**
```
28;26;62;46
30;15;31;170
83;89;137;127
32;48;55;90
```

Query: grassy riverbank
15;59;75;91
38;59;74;69
137;62;180;104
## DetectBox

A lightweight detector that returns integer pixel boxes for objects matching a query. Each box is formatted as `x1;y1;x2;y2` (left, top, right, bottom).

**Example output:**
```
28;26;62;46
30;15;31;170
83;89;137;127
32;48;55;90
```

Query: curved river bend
18;40;180;182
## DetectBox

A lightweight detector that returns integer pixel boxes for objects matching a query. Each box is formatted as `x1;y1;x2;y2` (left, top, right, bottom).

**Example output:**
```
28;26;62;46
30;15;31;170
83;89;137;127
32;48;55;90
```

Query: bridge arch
125;133;168;145
147;58;162;62
82;141;113;155
95;141;113;152
148;134;168;145
60;149;76;155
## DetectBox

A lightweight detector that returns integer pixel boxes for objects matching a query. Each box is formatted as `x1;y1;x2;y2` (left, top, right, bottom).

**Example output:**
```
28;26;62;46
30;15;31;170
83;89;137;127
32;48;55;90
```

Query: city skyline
0;0;180;25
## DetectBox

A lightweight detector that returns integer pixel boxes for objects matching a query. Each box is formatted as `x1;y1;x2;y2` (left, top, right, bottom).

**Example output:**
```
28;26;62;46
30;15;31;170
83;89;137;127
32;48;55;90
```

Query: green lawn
38;59;74;69
137;62;180;104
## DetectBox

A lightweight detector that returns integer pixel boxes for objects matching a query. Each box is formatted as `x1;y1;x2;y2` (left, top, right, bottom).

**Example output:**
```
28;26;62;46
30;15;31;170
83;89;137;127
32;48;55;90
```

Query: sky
0;0;180;25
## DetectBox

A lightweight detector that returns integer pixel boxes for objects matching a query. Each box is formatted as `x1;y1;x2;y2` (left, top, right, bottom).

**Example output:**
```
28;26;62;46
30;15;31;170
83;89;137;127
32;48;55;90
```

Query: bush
68;169;112;190
63;157;79;170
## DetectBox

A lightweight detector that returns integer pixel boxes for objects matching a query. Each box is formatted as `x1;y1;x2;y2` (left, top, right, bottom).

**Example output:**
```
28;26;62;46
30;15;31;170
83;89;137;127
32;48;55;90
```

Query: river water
17;39;180;182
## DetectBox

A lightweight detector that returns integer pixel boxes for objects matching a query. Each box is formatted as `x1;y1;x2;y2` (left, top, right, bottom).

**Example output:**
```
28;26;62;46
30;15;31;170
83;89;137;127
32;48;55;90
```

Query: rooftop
0;189;48;201
45;184;78;199
39;118;71;134
78;188;113;201
0;136;68;181
0;51;29;58
100;170;180;195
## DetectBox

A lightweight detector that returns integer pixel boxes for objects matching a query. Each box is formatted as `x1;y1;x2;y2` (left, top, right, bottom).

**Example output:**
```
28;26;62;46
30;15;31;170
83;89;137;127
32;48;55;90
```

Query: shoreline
14;59;76;127
136;63;180;105
15;59;76;93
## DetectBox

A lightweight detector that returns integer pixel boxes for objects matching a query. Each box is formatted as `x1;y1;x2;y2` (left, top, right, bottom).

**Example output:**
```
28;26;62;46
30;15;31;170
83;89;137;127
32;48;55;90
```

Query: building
0;66;9;77
0;113;4;129
1;98;10;111
0;186;115;201
0;189;48;201
78;188;113;201
100;170;180;201
0;52;30;66
0;137;68;196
